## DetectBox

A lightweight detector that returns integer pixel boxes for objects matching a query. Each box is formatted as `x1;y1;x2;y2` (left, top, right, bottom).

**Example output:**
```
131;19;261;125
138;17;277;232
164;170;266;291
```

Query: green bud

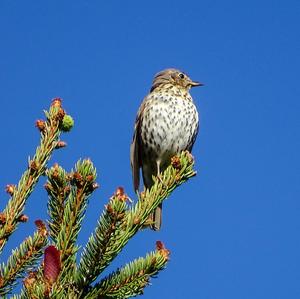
60;115;74;132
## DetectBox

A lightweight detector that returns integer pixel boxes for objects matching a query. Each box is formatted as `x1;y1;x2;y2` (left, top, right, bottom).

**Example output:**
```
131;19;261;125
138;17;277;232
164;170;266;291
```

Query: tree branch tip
28;160;40;173
171;155;181;170
112;187;129;202
23;271;38;291
5;184;15;195
156;241;170;261
18;214;29;223
0;212;6;224
55;141;67;149
51;97;63;108
35;119;46;132
34;220;48;236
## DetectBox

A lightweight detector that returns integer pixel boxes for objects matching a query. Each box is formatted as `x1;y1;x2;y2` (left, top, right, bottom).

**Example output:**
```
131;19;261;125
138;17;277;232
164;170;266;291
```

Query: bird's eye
178;73;185;79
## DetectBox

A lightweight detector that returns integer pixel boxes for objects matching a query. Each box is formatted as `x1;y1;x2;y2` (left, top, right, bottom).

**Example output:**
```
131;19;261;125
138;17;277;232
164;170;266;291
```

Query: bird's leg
157;160;161;177
156;160;162;182
156;160;167;188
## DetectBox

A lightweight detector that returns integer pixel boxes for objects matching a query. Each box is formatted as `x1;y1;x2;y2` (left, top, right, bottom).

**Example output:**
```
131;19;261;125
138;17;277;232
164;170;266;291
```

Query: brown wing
130;124;140;191
130;101;146;192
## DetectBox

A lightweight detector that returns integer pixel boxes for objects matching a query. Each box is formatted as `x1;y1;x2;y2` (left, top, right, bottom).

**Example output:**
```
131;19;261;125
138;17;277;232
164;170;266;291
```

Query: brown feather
130;101;146;192
130;127;140;192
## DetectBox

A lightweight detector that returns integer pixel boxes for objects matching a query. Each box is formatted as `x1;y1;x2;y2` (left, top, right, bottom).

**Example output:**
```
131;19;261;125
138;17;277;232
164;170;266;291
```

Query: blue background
1;1;299;298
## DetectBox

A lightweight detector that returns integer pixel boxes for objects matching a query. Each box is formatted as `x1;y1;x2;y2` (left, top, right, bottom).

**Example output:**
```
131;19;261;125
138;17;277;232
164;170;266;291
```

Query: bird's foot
156;173;168;189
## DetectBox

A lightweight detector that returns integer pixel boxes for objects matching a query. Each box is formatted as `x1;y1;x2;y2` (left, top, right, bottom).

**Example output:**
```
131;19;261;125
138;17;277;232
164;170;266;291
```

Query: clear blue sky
0;1;299;298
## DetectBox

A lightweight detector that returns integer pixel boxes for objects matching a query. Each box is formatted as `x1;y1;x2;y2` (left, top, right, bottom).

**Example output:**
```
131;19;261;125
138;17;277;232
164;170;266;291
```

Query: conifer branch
0;99;69;253
76;187;129;289
55;159;98;282
76;151;196;291
0;223;48;296
21;268;47;298
23;271;47;299
86;241;170;299
45;164;70;242
1;99;197;297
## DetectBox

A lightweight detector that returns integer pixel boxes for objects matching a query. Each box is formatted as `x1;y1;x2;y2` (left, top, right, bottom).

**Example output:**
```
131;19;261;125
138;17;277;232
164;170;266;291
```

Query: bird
130;68;203;230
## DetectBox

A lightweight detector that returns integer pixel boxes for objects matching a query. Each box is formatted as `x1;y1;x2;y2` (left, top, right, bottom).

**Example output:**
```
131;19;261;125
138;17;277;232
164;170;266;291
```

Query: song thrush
130;68;203;230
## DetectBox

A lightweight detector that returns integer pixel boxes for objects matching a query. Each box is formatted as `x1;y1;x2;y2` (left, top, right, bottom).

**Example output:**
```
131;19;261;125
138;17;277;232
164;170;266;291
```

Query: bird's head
150;68;203;92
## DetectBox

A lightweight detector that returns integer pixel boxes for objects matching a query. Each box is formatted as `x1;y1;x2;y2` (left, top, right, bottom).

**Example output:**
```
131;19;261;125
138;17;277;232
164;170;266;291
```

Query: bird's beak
190;80;204;87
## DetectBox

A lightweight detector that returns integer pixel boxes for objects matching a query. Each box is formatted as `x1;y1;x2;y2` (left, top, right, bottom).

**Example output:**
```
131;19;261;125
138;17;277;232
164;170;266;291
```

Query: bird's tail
150;203;163;231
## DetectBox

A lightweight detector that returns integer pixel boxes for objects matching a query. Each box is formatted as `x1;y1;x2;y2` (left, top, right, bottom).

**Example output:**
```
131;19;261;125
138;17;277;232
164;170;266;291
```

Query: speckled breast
140;88;199;163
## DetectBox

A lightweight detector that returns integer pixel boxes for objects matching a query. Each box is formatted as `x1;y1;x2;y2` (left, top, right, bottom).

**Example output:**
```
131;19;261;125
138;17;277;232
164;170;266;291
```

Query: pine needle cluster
0;99;196;298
